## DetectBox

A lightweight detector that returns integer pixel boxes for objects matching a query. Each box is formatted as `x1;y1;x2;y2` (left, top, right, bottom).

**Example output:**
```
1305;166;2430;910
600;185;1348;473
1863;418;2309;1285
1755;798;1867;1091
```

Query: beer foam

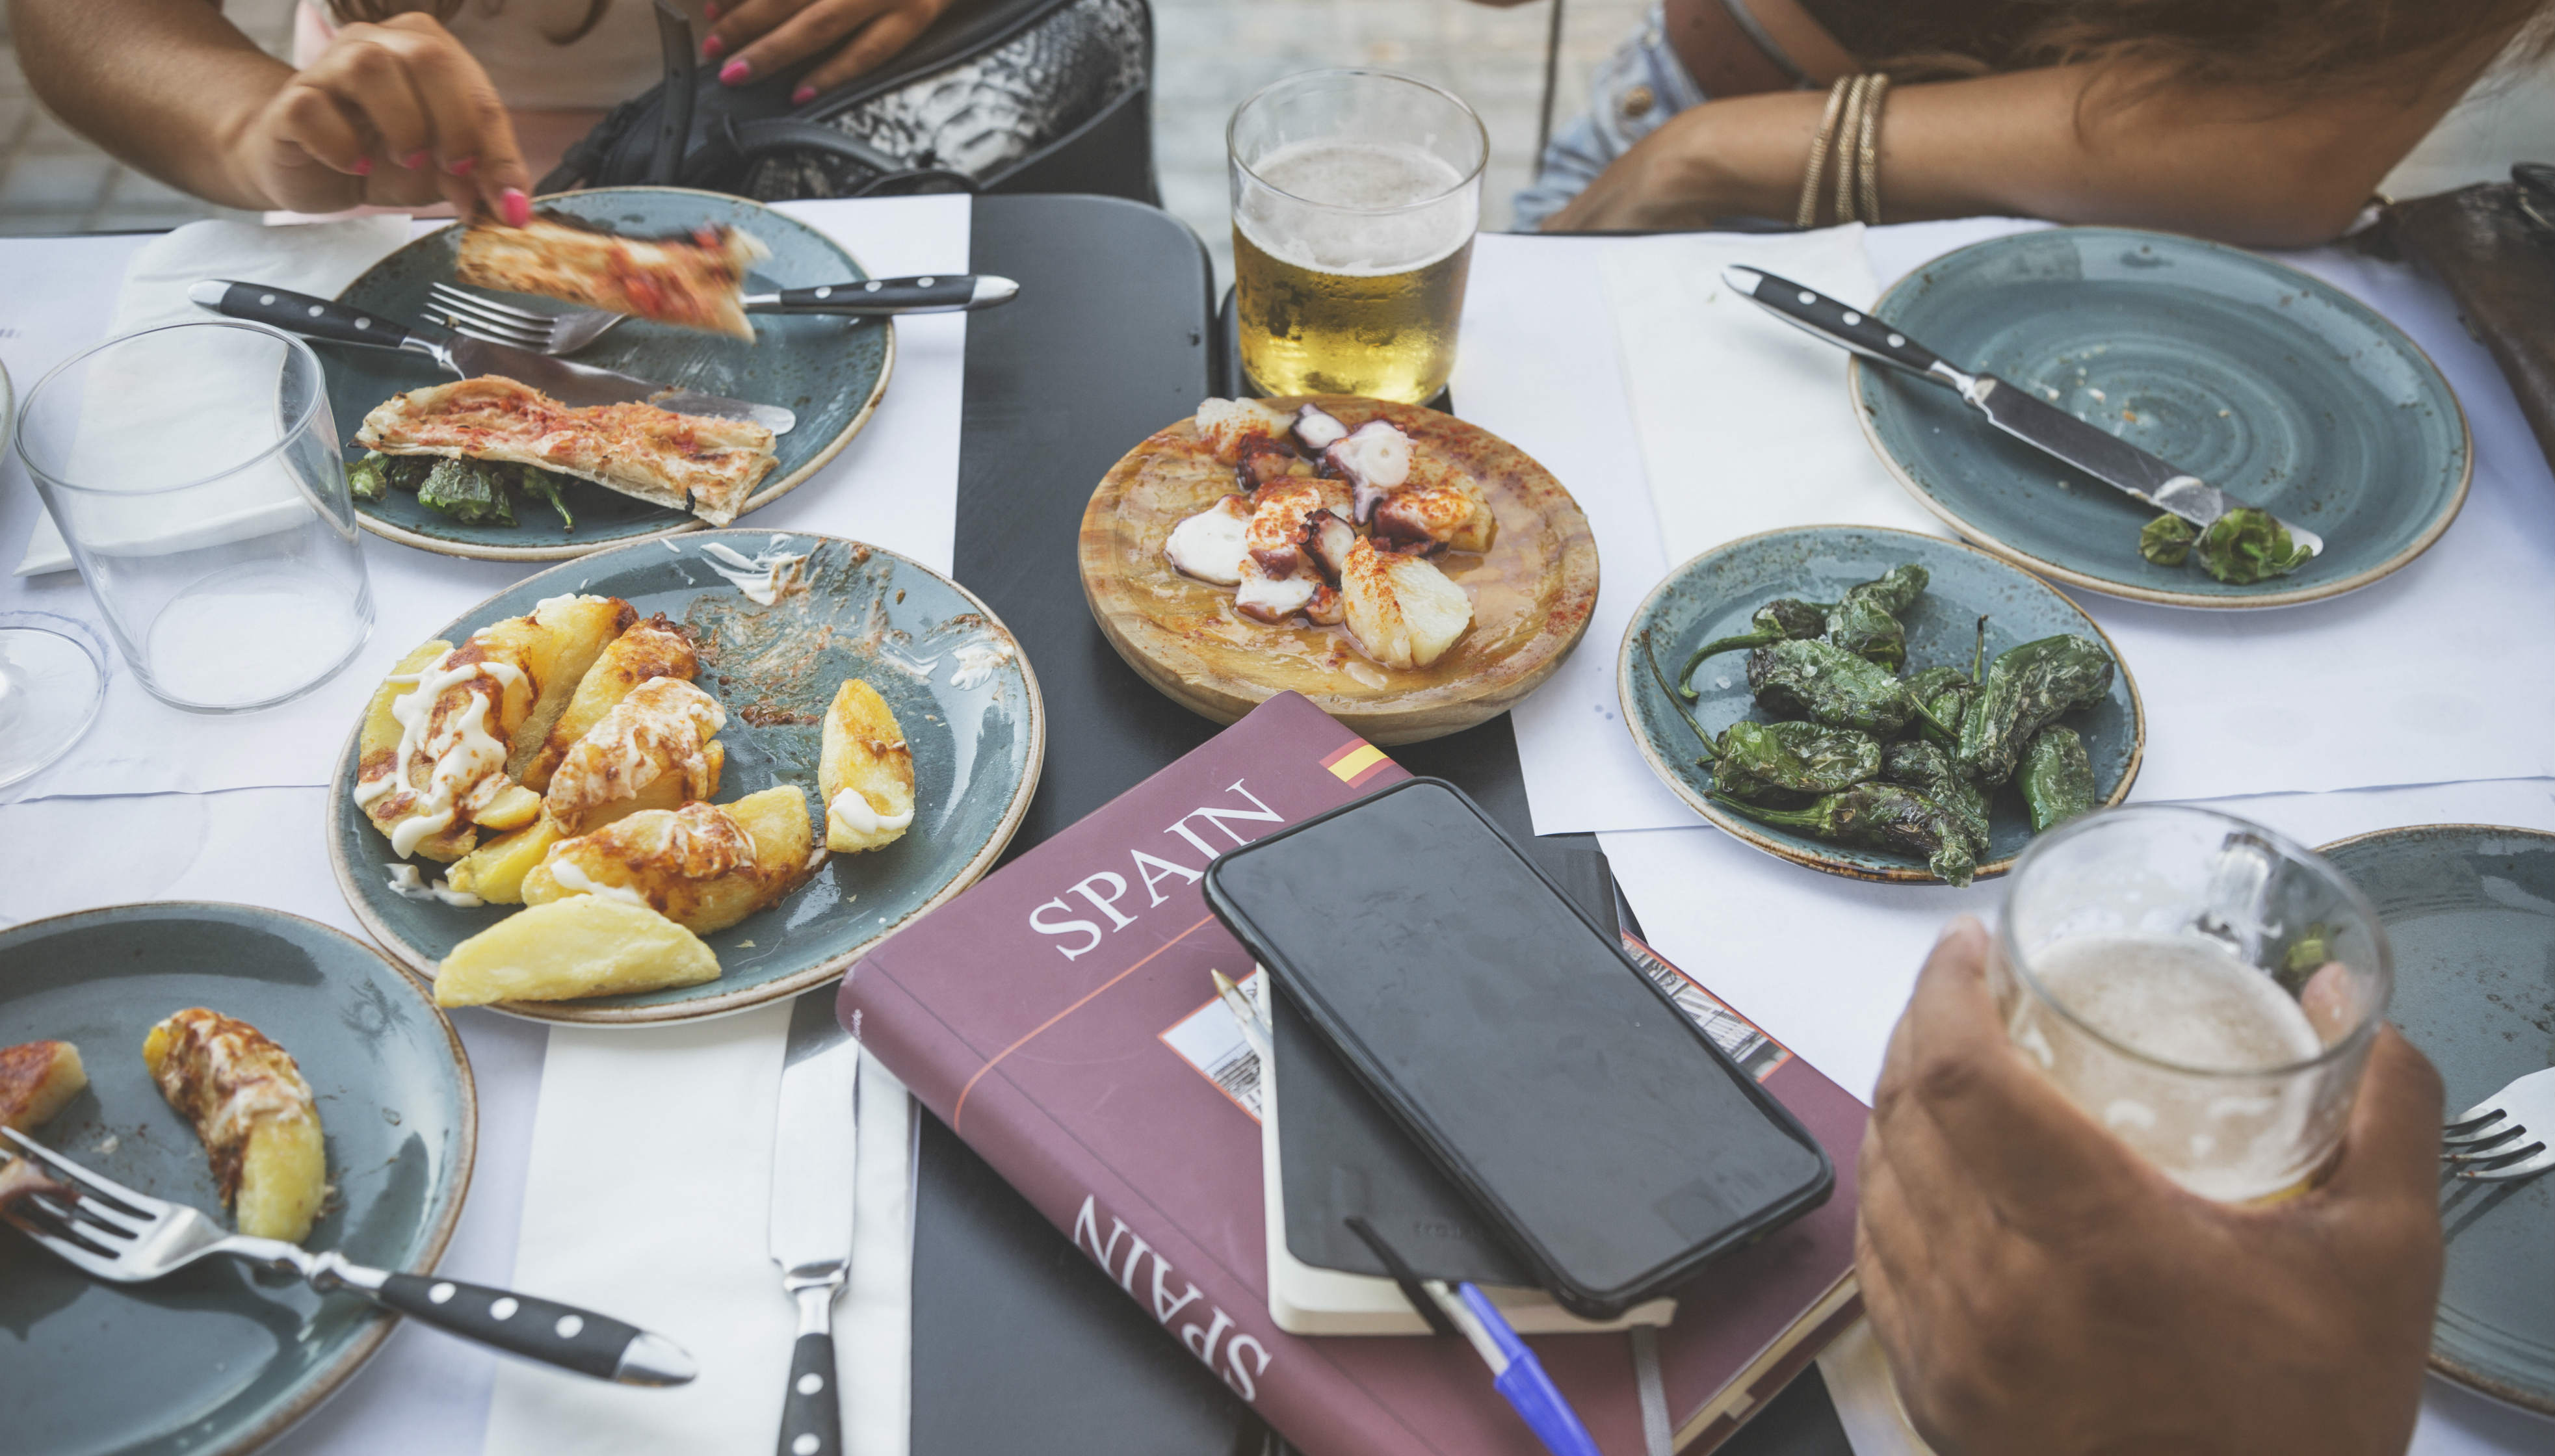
2030;935;2323;1072
1237;140;1477;276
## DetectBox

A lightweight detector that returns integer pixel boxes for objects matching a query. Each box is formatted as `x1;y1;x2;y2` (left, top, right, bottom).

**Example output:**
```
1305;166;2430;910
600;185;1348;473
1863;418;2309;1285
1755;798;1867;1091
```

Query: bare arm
8;0;531;216
1547;38;2510;245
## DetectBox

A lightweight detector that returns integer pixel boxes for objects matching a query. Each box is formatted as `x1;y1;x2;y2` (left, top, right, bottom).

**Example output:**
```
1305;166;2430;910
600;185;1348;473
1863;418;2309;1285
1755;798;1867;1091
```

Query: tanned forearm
1553;35;2510;245
9;0;295;208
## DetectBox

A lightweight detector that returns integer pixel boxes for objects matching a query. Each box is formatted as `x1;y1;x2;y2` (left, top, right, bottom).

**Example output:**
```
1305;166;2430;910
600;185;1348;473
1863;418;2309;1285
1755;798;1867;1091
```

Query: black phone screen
1205;778;1831;1317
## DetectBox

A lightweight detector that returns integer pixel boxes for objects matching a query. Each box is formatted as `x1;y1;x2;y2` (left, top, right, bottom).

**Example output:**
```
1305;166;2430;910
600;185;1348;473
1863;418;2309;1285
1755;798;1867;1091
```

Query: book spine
843;956;1448;1456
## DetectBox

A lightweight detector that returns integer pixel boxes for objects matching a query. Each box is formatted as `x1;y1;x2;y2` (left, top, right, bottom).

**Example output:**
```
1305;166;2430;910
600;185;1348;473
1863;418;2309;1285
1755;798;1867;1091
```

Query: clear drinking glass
16;321;374;713
1229;68;1487;404
1993;804;2392;1203
0;359;109;787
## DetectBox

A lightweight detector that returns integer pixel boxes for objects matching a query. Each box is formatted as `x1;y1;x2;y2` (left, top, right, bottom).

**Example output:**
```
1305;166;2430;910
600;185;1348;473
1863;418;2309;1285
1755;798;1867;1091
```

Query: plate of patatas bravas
328;530;1044;1025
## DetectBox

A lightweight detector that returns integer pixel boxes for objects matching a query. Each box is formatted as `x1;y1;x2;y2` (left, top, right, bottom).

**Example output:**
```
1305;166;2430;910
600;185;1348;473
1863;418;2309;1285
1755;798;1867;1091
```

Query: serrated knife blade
768;986;859;1456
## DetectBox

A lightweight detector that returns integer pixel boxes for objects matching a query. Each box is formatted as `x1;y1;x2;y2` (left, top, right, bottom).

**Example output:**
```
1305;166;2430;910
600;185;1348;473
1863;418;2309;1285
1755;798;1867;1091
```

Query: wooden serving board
1079;396;1598;746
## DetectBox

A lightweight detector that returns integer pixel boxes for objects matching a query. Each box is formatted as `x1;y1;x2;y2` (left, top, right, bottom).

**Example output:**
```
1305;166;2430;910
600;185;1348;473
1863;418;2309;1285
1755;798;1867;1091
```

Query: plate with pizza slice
324;187;892;562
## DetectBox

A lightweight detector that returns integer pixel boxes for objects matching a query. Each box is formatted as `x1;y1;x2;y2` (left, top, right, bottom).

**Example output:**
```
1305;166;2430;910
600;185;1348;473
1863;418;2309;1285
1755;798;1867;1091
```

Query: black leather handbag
540;0;1156;204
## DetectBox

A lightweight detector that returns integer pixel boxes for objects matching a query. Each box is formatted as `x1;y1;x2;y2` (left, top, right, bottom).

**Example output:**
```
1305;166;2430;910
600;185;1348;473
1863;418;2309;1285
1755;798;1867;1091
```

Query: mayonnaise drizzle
546;859;652;907
828;788;915;841
374;649;526;858
701;540;810;606
386;864;485;907
949;640;1013;690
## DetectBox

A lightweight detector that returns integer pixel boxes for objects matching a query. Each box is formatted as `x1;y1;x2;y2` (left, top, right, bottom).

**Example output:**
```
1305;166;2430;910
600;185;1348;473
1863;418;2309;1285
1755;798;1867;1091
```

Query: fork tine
445;317;560;352
2;1202;124;1265
2;1128;161;1217
31;1186;144;1239
2446;1125;2530;1160
425;298;558;348
2459;1141;2554;1181
426;293;551;338
2444;1117;2521;1149
2448;1093;2511;1127
426;283;562;330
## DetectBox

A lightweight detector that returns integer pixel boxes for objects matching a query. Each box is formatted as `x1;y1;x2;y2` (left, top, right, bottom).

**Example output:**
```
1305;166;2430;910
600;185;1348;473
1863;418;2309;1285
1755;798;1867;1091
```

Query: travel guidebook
839;693;1867;1455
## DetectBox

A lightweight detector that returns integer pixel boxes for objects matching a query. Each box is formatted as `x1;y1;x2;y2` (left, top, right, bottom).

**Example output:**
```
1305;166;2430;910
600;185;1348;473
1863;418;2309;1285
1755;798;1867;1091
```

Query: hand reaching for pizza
224;13;534;222
699;0;955;105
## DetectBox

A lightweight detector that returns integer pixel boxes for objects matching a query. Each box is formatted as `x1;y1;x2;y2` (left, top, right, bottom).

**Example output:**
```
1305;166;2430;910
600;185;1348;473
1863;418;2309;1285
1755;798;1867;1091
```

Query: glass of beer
1228;69;1486;404
1992;805;2392;1203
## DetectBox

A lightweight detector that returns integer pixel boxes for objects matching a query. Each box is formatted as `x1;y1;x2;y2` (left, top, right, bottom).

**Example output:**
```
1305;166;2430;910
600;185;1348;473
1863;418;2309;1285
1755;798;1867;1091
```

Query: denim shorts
1513;5;1714;230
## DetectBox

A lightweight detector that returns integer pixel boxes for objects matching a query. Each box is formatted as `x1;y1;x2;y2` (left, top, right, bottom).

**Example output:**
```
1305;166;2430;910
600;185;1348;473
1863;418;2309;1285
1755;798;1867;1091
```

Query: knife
740;275;1018;315
768;986;861;1456
1722;265;2324;557
187;280;798;436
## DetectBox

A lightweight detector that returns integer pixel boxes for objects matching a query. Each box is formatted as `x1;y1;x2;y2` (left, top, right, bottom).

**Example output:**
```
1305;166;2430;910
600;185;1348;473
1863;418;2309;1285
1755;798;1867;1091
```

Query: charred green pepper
1642;635;1881;800
1678;598;1832;694
2195;507;2311;584
2140;513;2196;566
2017;724;2098;833
1881;739;1991;857
1819;564;1928;671
1747;638;1951;738
347;452;389;502
1713;782;1979;887
416;457;516;527
1954;634;2114;785
514;465;577;530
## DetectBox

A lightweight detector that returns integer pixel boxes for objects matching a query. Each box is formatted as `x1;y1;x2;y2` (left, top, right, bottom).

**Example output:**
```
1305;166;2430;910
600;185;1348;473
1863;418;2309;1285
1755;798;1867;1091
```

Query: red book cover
839;692;1866;1454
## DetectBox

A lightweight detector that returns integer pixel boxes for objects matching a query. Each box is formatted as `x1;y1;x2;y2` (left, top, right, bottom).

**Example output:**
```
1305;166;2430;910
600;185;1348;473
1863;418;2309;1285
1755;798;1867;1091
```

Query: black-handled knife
365;1268;698;1385
748;275;1017;315
1722;264;2324;556
769;987;861;1456
188;279;798;436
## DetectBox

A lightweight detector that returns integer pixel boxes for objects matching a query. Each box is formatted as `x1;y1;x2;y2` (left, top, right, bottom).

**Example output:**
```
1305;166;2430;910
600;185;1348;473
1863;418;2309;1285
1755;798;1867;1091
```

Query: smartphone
1204;777;1832;1320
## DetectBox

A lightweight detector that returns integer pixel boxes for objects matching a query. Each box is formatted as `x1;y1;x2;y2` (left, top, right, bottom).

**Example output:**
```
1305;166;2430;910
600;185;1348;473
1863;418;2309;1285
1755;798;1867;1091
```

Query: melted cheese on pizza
357;376;778;526
455;216;769;340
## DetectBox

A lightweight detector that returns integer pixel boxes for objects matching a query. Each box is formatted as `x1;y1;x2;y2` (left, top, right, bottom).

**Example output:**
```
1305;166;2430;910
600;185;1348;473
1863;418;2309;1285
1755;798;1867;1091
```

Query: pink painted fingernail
700;33;724;57
703;0;720;18
792;84;817;105
447;155;477;177
502;188;531;228
719;57;750;84
352;155;373;176
401;149;429;170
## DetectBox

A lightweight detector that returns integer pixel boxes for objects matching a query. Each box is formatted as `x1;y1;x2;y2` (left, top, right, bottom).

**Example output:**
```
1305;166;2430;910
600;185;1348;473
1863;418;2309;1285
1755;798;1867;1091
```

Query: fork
427;272;1020;356
0;1127;696;1384
2441;1067;2555;1182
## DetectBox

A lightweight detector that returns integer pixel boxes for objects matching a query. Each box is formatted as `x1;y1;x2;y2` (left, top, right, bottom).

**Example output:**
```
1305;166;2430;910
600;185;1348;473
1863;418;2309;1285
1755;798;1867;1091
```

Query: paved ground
0;0;1645;275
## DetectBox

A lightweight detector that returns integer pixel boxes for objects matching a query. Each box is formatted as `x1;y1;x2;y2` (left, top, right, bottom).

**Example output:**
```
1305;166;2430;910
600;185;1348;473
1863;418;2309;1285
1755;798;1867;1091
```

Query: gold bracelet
1796;76;1853;229
1833;75;1872;231
1854;73;1891;225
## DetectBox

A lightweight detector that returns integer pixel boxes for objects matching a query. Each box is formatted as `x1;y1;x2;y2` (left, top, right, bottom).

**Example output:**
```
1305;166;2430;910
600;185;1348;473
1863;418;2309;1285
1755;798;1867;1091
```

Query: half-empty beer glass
1229;70;1486;404
1994;805;2391;1202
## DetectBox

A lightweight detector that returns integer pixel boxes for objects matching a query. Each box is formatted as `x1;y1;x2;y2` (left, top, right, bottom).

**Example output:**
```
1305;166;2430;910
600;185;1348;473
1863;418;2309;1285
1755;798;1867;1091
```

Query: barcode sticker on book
1621;933;1792;1084
1159;969;1266;1123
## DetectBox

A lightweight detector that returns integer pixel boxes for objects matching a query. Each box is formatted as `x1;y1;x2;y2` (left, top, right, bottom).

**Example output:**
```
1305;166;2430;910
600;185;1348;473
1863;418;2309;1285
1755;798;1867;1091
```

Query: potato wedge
0;1039;86;1132
355;630;543;863
542;677;726;836
520;614;698;792
471;782;544;833
142;1010;326;1243
525;786;814;935
436;896;720;1007
500;595;638;783
818;679;916;853
445;820;565;905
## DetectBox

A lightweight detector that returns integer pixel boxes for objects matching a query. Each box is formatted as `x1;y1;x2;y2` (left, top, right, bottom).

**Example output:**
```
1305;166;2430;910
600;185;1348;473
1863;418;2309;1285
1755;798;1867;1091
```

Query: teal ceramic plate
1854;227;2469;608
328;187;892;562
328;530;1043;1025
2321;824;2555;1416
1618;526;2144;883
0;902;473;1456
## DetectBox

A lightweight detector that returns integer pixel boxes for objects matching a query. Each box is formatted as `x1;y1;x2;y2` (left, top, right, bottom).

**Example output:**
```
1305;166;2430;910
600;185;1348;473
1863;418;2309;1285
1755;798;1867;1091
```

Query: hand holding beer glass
1229;70;1487;405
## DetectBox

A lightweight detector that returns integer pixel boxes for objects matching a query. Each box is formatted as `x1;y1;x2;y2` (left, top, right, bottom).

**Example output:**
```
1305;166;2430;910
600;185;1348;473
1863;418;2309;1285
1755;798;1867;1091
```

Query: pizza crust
456;216;768;341
357;376;779;526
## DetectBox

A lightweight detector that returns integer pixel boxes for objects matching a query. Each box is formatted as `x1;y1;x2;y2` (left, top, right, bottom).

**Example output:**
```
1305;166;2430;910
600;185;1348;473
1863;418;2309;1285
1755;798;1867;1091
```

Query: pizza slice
456;214;769;341
357;376;778;526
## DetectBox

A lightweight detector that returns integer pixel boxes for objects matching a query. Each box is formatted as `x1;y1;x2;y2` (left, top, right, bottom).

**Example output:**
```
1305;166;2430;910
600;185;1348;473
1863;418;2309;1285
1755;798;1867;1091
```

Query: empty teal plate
1618;526;2144;883
2322;825;2555;1416
0;902;473;1456
1855;228;2469;608
327;531;1043;1025
328;187;891;563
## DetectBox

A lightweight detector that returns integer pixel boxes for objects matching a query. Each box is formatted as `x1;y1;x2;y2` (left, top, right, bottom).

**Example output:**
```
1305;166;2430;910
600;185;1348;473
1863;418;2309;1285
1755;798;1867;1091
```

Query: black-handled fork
0;1127;696;1384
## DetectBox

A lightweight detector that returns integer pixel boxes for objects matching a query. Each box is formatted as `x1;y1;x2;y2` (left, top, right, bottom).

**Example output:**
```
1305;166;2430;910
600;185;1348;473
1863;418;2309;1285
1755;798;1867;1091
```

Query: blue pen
1424;1280;1605;1456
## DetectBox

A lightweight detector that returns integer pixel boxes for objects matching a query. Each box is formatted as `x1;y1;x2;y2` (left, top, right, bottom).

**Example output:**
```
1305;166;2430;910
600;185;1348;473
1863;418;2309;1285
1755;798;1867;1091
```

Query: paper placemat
0;196;971;805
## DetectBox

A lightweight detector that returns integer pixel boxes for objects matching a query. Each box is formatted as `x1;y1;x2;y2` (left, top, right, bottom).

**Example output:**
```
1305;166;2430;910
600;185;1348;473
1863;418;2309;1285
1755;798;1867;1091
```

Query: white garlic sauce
701;538;809;605
828;789;915;841
386;864;484;907
949;640;1013;689
546;859;651;907
361;647;527;858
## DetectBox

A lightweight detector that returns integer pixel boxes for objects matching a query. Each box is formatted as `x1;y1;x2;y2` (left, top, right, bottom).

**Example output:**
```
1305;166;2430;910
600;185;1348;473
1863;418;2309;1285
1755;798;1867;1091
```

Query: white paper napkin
16;216;414;578
480;1008;916;1456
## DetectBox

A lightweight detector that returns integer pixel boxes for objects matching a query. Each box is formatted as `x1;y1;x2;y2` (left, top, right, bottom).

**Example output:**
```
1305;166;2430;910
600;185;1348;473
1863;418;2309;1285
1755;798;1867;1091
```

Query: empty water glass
16;321;374;712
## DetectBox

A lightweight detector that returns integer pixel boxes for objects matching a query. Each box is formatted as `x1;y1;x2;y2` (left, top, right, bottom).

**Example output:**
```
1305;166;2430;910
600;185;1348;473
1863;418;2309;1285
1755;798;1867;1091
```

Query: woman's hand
1857;918;2444;1456
700;0;954;105
221;12;533;220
